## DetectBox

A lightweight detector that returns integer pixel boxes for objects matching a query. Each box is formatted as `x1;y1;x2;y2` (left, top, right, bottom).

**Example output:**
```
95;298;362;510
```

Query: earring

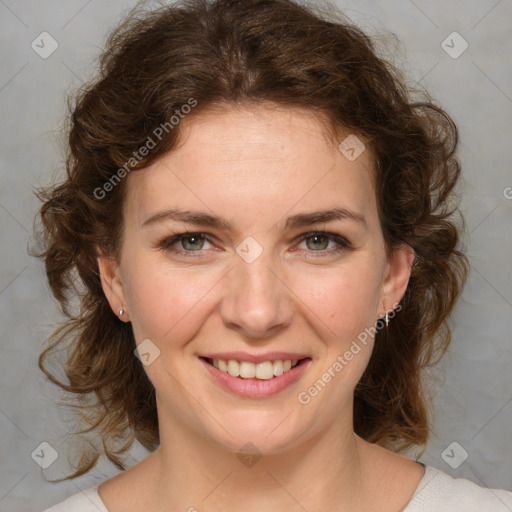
381;302;389;328
119;308;124;317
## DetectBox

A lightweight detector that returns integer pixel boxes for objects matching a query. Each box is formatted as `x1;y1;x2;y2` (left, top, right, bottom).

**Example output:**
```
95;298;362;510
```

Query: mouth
199;356;312;398
201;357;308;380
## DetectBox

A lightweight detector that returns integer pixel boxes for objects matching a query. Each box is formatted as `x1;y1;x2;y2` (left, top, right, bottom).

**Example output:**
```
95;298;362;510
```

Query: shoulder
42;485;108;512
405;464;512;512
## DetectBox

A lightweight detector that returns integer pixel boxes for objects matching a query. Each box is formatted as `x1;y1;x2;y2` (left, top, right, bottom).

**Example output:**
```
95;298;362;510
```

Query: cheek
122;254;222;345
292;259;383;339
289;264;383;411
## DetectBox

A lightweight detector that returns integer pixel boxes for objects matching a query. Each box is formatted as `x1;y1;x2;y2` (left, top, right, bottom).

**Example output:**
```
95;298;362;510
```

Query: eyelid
296;230;352;247
293;231;353;257
159;231;214;250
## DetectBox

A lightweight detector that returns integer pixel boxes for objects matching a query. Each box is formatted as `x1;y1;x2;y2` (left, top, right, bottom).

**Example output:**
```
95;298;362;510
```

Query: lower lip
200;358;312;398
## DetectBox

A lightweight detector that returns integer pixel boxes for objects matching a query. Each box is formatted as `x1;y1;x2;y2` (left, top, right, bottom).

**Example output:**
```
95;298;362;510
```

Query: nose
219;248;294;340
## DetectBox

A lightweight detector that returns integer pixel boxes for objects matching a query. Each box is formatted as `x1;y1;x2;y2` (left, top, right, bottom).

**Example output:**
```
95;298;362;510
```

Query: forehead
171;103;363;161
124;105;377;230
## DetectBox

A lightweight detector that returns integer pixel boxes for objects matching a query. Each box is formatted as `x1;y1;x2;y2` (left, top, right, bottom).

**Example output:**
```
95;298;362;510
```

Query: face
99;104;414;455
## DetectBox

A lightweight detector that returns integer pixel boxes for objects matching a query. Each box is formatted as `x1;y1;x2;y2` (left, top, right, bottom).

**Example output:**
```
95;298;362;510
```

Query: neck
149;414;369;512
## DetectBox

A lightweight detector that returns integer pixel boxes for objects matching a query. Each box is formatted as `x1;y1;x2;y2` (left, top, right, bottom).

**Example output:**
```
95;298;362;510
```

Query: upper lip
200;352;311;364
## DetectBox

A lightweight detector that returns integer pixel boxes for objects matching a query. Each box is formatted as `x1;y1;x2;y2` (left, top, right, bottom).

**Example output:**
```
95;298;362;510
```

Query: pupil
184;235;202;250
309;235;327;250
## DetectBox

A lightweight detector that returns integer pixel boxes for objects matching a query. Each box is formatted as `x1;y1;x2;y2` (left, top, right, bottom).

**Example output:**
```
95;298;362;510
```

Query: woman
35;0;512;510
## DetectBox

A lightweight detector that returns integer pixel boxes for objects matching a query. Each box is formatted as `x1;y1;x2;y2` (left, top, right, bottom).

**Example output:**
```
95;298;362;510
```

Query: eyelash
158;231;353;259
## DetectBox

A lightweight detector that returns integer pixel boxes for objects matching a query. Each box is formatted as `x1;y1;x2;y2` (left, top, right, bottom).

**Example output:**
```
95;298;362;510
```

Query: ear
379;243;415;316
96;245;129;321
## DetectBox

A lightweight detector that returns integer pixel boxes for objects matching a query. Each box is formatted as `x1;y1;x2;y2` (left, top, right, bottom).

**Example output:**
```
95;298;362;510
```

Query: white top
42;463;512;512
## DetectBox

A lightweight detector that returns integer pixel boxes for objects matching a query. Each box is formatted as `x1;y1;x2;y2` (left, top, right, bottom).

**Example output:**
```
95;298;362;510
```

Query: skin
97;104;423;512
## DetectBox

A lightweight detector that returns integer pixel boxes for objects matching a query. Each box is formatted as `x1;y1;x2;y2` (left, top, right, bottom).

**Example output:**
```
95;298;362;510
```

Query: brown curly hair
33;0;469;480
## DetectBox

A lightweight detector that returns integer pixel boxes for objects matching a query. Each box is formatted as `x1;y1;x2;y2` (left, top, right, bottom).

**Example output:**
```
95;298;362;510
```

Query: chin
201;407;309;456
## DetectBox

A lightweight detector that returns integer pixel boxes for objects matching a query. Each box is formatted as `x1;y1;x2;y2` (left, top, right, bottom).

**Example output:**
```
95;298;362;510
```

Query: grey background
0;0;511;510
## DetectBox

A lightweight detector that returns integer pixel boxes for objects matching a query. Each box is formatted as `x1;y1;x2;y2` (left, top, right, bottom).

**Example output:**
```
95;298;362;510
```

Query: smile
199;356;312;398
208;358;300;380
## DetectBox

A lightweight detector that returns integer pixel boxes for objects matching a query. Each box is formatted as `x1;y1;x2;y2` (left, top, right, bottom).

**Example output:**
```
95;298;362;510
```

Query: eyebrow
141;206;367;231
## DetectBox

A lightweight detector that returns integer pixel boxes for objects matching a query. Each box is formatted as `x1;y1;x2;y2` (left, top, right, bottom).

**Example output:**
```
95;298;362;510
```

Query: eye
295;231;352;258
159;232;214;257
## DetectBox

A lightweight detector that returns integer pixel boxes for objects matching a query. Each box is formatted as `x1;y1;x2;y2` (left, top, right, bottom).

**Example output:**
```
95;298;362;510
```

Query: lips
198;353;312;398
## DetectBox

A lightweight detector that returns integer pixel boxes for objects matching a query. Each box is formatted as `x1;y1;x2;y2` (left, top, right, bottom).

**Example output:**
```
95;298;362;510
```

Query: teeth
211;358;301;380
273;360;283;377
256;361;273;379
227;360;240;377
239;361;255;378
